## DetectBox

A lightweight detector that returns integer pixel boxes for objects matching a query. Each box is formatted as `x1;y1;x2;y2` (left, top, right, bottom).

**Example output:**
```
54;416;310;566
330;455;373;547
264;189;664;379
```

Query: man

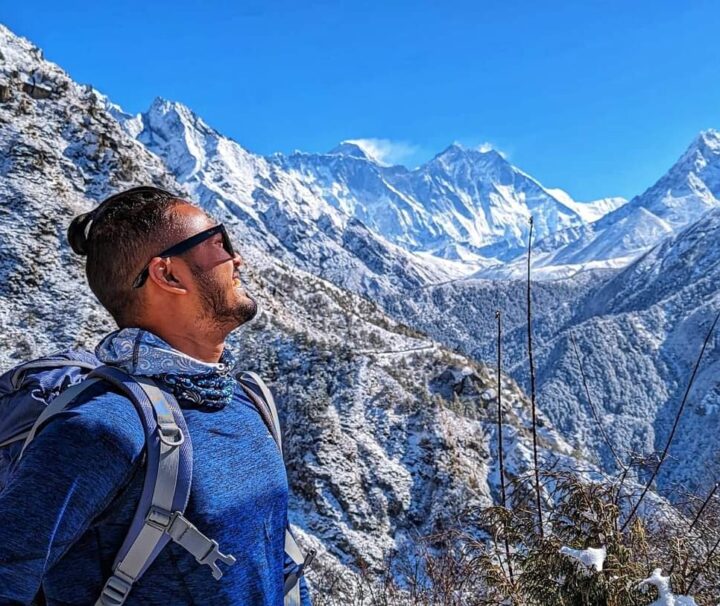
0;186;311;605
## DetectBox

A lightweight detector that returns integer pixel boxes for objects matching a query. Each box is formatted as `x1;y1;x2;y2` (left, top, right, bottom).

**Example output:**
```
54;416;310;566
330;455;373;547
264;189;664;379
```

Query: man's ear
147;257;188;294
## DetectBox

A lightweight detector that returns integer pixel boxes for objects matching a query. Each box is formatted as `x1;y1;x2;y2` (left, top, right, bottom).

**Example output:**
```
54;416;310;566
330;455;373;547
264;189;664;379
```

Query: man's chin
232;292;259;327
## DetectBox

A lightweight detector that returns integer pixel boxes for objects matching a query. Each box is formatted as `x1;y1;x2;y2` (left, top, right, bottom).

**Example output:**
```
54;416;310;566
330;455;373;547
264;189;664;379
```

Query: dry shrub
314;471;720;605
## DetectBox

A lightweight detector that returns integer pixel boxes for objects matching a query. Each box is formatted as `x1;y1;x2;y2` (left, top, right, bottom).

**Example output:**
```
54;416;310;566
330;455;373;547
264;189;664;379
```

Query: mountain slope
532;208;720;495
484;130;720;279
378;210;720;498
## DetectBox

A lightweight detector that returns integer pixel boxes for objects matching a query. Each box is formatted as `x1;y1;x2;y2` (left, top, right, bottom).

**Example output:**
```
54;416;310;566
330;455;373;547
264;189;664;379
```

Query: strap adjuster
99;573;132;606
145;506;174;531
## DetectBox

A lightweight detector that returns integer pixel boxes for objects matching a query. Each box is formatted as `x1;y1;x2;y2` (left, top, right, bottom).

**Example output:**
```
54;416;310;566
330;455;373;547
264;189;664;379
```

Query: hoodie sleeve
299;571;312;606
0;390;144;604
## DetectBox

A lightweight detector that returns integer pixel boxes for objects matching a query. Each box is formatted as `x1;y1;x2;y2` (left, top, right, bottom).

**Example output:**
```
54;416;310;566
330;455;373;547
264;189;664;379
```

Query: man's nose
232;252;243;268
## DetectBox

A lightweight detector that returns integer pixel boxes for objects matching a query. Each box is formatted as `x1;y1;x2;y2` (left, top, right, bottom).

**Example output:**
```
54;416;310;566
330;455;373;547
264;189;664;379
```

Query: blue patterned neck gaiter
95;328;238;409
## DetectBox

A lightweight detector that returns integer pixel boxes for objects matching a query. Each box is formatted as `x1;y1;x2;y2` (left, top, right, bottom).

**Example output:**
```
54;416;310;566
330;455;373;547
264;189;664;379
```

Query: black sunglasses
132;224;235;289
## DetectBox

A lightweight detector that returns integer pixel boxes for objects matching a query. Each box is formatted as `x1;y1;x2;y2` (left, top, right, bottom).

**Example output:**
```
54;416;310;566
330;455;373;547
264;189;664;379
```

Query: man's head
67;186;257;335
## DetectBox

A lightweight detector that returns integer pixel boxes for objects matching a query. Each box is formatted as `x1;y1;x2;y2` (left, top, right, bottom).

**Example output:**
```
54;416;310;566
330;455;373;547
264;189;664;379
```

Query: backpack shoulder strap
17;377;103;458
91;366;235;606
13;363;235;605
235;371;315;603
237;371;283;454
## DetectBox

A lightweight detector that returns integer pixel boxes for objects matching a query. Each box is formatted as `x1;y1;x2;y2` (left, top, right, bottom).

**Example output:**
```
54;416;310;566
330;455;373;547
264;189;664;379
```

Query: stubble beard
195;271;258;332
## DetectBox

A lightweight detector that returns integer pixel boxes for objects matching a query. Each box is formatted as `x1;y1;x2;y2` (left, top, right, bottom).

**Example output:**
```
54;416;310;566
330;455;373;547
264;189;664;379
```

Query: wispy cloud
345;138;420;166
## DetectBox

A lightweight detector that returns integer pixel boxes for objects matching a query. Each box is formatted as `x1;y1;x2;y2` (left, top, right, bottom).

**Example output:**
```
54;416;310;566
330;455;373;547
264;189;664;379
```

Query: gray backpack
0;352;313;606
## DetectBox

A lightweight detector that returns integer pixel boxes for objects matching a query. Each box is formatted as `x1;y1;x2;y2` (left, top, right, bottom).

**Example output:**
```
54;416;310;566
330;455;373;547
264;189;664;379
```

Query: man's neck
143;326;228;364
164;334;226;363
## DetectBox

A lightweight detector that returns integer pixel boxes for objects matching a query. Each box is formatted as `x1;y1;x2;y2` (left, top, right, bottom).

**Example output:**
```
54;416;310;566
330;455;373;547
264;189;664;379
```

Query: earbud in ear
164;268;180;284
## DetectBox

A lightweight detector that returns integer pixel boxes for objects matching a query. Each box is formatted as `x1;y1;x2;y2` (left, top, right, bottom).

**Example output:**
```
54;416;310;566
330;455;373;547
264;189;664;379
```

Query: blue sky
3;1;720;200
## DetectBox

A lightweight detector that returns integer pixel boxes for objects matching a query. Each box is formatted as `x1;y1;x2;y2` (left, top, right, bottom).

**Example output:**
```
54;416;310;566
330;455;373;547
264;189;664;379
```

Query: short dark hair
67;186;192;327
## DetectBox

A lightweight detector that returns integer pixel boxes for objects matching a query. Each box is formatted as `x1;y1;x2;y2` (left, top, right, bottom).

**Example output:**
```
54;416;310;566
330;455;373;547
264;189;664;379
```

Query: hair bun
67;212;95;255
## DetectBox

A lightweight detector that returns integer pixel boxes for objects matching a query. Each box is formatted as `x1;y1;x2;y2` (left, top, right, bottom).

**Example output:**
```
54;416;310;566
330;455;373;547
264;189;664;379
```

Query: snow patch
638;568;697;606
559;545;606;572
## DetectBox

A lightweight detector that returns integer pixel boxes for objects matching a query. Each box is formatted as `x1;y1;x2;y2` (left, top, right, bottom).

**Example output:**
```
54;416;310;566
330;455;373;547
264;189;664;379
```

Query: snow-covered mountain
0;23;593;594
118;97;457;297
276;142;597;262
545;188;627;224
612;129;720;229
114;96;630;288
378;208;720;498
103;72;720;288
483;130;720;279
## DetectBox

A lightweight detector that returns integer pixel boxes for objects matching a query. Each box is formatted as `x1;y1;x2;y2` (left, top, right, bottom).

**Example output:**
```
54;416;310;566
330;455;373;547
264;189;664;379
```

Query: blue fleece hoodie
0;380;311;605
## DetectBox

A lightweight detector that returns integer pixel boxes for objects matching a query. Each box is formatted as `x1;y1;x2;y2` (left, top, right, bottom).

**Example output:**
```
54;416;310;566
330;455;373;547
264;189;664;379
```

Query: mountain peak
144;97;218;139
435;143;465;160
136;97;223;181
694;128;720;154
148;96;192;120
434;143;505;162
0;23;34;55
0;23;60;77
328;140;382;164
429;143;509;174
660;128;720;185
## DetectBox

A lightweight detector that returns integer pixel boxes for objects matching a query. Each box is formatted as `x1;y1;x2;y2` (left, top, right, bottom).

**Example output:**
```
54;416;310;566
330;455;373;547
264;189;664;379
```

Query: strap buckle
197;539;238;580
300;548;316;575
164;512;236;580
283;548;317;596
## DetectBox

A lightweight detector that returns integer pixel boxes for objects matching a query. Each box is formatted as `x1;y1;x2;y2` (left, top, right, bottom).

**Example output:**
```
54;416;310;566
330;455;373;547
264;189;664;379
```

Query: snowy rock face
0;24;182;362
0;23;584;585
